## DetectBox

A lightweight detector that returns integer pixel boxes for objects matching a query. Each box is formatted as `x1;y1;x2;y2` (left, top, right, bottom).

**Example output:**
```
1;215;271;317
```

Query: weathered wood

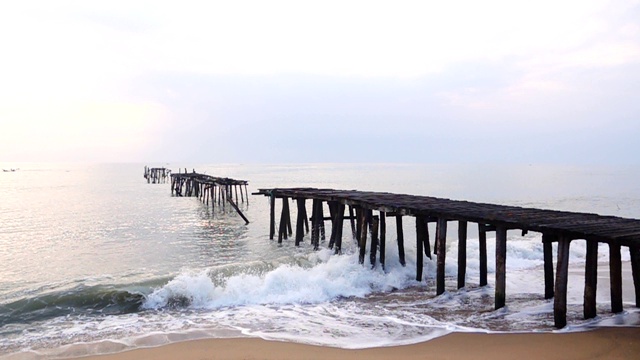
284;197;292;236
358;208;368;264
479;224;487;287
380;211;386;270
543;234;555;299
396;215;406;266
269;195;276;240
328;201;338;249
349;205;356;239
318;200;326;241
495;226;507;310
609;243;623;313
278;201;287;244
423;217;431;259
334;203;345;254
458;220;467;289
311;199;321;250
630;245;640;307
416;216;424;282
227;198;250;224
554;236;571;328
584;239;598;319
436;218;448;295
295;198;305;246
370;215;379;268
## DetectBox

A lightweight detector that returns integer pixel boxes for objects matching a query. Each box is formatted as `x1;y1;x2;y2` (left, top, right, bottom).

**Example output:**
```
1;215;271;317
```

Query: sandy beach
80;327;640;360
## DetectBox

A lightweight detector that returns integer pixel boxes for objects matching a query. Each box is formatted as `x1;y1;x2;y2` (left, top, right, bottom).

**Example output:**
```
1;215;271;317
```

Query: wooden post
543;234;555;299
349;205;357;239
311;200;321;250
278;199;288;244
318;201;326;241
610;243;623;313
554;236;571;328
269;195;276;240
284;197;292;237
328;202;338;249
458;220;467;289
355;207;362;244
436;218;447;295
416;215;424;282
495;225;507;310
358;208;368;264
630;245;640;307
227;198;250;224
584;239;598;319
396;215;406;266
334;203;345;254
295;198;305;246
379;211;386;270
479;224;487;287
370;215;379;268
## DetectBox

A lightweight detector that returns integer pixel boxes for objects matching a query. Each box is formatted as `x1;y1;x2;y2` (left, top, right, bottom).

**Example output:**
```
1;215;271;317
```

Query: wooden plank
610;243;623;313
436;218;448;295
396;215;406;266
543;234;556;299
495;226;507;309
458;220;467;289
584;239;598;319
311;199;321;250
554;236;571;328
227;198;250;225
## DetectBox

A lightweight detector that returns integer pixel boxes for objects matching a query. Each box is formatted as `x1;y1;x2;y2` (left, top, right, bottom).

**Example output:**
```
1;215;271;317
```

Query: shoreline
77;327;640;360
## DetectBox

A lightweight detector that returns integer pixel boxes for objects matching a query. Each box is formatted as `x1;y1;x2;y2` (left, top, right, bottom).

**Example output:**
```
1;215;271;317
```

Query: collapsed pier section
172;171;250;224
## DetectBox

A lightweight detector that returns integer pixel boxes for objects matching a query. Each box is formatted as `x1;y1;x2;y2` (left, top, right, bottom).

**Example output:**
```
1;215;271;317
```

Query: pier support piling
554;236;571;328
436;218;447;295
609;243;623;313
584;240;598;319
495;226;507;310
458;220;467;289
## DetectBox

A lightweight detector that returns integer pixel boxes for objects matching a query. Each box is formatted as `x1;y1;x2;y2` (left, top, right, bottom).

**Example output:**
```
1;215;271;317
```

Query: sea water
0;163;639;359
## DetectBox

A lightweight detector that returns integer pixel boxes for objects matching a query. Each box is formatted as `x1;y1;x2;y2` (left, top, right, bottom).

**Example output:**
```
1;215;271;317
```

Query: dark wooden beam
543;234;556;299
609;243;623;313
458;220;467;289
554;236;571;328
584;239;598;319
396;215;406;267
436;218;448;295
495;226;507;309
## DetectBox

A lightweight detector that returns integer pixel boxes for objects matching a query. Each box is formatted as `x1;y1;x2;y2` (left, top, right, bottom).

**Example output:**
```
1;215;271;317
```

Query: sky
0;0;638;164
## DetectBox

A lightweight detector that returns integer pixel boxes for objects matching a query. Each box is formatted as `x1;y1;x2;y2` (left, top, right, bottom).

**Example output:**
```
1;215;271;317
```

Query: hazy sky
1;0;638;164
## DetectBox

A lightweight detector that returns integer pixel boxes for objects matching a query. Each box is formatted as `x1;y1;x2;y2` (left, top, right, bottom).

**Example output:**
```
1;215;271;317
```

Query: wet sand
81;327;640;360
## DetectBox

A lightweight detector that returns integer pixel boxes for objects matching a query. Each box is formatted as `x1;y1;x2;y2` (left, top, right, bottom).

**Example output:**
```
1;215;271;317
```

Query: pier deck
255;187;640;328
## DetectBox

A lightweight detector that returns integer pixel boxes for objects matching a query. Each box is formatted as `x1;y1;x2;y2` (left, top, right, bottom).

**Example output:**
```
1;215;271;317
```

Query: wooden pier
255;187;640;328
144;166;171;184
172;171;250;224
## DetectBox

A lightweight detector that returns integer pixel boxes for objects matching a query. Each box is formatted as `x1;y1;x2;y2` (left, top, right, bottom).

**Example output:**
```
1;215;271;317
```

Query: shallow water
1;163;639;359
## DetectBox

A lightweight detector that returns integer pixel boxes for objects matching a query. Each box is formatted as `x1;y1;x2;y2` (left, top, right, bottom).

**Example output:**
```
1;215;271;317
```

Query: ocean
1;163;639;359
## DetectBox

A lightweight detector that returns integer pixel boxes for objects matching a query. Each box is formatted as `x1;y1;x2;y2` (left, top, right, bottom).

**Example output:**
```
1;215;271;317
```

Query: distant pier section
255;187;640;329
144;166;171;184
171;170;250;224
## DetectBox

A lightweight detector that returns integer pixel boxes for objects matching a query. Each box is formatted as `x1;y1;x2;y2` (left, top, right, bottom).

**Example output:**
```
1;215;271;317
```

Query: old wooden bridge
255;187;640;328
171;171;250;224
